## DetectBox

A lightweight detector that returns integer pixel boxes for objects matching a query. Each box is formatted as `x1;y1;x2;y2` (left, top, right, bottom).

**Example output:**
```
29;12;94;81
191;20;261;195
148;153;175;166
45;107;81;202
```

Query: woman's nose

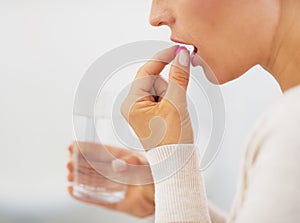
149;1;175;27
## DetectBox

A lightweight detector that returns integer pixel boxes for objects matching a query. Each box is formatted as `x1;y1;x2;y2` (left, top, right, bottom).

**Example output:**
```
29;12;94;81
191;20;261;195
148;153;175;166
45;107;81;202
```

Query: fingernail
178;49;190;67
137;156;148;164
112;159;127;172
175;46;187;56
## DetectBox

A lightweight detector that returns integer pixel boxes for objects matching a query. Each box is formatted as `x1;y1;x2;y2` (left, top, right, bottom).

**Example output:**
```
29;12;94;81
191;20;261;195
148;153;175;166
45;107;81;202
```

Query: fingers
67;159;74;182
67;160;73;172
153;76;168;101
134;153;149;165
169;47;190;90
67;144;74;182
67;186;118;210
104;145;136;159
135;45;177;79
126;45;190;105
76;142;136;161
112;153;149;173
149;76;168;102
121;154;145;165
68;172;74;181
67;144;75;182
121;46;177;121
112;159;128;172
68;144;73;153
67;142;149;178
164;47;191;105
127;46;177;99
67;186;73;196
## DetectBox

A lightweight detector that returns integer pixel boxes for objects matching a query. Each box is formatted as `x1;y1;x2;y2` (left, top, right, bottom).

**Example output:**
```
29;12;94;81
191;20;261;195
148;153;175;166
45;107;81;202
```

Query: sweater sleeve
145;137;300;223
146;144;224;223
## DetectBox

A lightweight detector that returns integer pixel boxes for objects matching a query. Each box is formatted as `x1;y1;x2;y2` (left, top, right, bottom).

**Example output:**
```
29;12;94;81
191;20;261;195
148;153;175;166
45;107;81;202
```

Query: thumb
164;46;190;104
170;46;190;90
112;154;146;173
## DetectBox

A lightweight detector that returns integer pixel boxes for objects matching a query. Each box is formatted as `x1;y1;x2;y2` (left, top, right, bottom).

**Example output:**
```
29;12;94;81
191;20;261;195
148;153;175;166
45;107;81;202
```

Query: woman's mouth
193;46;198;54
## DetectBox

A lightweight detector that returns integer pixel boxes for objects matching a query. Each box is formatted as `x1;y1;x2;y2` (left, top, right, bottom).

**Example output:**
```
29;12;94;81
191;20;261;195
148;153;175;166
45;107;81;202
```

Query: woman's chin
204;69;223;85
191;54;224;85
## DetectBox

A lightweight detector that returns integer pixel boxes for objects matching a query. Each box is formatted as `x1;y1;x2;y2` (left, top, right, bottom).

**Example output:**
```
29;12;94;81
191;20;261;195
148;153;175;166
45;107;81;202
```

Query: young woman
67;0;300;222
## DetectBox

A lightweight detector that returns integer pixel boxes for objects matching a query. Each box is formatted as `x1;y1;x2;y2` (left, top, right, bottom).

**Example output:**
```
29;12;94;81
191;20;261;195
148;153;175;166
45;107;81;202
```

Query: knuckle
67;162;73;170
137;66;147;76
120;99;130;119
172;73;189;86
128;108;137;121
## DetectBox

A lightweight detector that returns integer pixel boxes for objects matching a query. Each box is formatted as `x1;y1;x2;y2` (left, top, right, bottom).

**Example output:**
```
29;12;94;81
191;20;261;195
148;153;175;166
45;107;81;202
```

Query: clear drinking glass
72;93;127;203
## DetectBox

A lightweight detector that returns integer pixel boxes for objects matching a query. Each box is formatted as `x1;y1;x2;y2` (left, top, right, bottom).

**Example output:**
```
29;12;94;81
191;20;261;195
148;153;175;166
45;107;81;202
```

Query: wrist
145;144;197;183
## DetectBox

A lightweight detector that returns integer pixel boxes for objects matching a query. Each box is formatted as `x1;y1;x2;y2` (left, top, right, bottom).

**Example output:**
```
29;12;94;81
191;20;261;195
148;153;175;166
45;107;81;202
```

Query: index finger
128;46;178;98
135;45;178;80
68;144;73;153
74;141;139;161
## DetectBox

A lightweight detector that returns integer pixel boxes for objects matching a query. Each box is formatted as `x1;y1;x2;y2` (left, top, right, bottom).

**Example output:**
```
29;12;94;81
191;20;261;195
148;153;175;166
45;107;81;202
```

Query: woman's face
149;0;279;84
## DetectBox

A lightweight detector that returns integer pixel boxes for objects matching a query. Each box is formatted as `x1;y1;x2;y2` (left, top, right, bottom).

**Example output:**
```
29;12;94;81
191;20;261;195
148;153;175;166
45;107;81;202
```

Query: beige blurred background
0;0;282;222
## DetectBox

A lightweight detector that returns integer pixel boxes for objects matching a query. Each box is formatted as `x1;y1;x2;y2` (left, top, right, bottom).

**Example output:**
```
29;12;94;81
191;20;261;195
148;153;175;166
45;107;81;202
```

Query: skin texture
263;0;300;91
150;0;300;90
150;0;280;84
67;0;300;218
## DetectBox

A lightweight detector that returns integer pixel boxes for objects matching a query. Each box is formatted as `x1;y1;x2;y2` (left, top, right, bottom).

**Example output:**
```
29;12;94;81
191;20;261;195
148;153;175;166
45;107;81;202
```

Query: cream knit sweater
145;85;300;223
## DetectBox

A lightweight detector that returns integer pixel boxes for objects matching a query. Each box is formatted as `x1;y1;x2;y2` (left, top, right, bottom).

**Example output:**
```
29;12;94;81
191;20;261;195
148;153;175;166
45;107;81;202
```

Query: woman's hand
67;144;155;218
121;46;193;151
67;46;192;217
